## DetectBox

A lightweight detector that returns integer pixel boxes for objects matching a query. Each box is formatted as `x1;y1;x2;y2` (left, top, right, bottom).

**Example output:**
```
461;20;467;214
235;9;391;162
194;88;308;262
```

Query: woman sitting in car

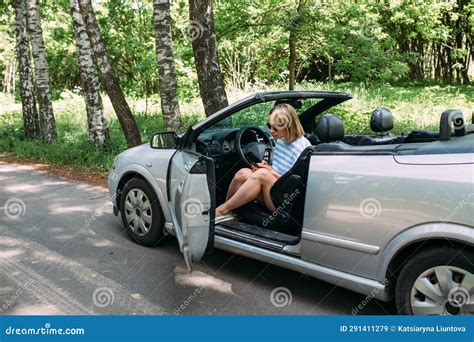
215;103;311;222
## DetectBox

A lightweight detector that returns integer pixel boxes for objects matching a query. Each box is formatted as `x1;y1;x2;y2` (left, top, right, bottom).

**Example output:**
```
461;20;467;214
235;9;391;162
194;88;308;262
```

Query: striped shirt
271;135;311;176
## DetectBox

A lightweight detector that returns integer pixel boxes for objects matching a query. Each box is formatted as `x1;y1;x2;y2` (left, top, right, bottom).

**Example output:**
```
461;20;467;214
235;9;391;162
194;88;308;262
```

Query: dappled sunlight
49;205;92;214
174;265;236;297
88;238;115;248
3;183;44;193
0;235;25;248
10;305;64;315
0;248;24;259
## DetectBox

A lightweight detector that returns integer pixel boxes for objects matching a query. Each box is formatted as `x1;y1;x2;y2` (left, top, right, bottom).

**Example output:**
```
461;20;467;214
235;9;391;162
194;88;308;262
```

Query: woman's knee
251;168;272;181
235;168;252;182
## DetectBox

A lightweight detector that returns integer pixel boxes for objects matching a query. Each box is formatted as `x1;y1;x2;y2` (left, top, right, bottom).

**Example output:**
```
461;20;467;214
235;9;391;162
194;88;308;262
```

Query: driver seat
234;146;315;236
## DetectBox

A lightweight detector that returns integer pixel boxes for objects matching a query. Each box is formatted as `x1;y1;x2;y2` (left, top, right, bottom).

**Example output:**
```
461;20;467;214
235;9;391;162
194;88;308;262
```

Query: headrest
370;107;393;132
314;113;345;142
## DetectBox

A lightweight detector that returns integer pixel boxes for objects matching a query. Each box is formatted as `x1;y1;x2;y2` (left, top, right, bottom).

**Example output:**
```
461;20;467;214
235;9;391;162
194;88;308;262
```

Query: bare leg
216;169;277;215
226;168;252;201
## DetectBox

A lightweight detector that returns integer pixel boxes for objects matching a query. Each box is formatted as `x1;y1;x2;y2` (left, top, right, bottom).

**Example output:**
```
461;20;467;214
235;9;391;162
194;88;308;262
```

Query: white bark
26;0;57;143
14;0;39;139
71;0;108;146
153;0;180;132
78;0;141;147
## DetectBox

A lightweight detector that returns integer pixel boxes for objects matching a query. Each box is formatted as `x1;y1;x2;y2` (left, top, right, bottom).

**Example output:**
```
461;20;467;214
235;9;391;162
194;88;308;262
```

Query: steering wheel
235;126;273;168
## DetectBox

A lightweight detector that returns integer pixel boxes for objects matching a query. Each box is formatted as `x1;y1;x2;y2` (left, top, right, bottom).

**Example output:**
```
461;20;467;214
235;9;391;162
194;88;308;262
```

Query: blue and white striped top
271;135;311;176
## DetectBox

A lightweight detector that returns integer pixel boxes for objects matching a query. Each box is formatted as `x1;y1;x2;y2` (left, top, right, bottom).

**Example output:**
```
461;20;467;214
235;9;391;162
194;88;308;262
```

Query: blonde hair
268;103;305;143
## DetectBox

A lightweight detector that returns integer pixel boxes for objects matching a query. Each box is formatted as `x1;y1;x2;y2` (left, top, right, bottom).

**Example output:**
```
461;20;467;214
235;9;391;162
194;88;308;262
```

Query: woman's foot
215;205;228;217
215;205;235;224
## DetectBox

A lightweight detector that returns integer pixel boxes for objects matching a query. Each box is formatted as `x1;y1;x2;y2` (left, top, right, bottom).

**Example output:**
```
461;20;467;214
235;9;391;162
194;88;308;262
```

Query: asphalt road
0;162;394;315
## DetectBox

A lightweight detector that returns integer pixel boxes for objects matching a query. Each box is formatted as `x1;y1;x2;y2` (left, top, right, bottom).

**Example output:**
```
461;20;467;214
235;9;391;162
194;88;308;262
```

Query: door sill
215;220;300;253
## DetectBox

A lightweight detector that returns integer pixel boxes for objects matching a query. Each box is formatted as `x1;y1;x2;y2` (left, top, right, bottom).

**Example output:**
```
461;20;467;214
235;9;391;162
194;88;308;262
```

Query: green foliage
2;83;472;171
2;0;471;99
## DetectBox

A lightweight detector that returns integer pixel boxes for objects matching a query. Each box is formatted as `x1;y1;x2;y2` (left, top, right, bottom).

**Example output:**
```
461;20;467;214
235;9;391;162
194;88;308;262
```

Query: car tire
395;246;473;315
120;178;164;247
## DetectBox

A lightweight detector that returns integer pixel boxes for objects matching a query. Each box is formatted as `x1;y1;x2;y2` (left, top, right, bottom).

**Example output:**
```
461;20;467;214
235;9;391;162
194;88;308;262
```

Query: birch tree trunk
14;0;39;139
189;0;228;117
153;0;180;132
26;0;57;143
78;0;141;148
70;0;108;146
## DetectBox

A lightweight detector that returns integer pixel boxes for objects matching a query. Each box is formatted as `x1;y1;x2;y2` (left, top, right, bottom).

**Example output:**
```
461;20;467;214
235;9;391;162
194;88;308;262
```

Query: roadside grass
1;82;472;172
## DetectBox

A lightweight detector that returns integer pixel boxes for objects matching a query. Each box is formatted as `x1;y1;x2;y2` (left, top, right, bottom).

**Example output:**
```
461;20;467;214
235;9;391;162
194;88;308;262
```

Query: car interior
193;97;474;253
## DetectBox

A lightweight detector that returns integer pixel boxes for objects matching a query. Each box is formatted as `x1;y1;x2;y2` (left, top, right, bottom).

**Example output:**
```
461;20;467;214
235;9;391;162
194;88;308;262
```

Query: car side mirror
150;131;178;149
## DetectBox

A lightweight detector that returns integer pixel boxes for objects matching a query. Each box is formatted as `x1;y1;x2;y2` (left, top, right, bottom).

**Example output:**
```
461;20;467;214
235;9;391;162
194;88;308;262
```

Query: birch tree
189;0;228;116
70;0;108;146
26;0;56;143
153;0;180;132
14;0;39;139
78;0;141;148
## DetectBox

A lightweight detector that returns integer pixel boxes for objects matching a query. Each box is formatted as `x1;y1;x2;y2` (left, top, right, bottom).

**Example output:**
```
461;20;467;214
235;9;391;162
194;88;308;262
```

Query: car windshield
205;98;322;131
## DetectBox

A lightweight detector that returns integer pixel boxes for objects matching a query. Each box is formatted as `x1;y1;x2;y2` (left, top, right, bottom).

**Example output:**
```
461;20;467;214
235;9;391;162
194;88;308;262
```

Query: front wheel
395;246;473;315
120;178;164;247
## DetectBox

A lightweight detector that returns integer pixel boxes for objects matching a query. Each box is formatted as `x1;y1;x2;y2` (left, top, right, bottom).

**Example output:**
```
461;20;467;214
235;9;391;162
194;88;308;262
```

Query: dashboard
195;127;275;168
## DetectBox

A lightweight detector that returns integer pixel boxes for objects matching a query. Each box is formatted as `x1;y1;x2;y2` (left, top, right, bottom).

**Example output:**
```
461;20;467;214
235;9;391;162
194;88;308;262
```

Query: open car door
167;150;215;271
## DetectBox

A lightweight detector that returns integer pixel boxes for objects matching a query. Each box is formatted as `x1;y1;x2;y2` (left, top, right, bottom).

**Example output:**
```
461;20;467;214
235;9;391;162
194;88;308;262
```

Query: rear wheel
120;178;164;246
395;246;473;315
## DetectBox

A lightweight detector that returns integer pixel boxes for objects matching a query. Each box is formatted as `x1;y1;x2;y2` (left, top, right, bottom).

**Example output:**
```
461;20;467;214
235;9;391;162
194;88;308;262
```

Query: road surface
0;161;394;315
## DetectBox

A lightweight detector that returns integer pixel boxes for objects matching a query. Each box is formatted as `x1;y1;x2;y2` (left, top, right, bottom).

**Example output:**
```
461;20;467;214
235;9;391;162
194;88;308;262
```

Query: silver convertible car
108;91;473;315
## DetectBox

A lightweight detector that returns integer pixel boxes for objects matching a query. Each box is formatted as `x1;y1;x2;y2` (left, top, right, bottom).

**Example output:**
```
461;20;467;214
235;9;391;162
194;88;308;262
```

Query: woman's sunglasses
266;122;279;131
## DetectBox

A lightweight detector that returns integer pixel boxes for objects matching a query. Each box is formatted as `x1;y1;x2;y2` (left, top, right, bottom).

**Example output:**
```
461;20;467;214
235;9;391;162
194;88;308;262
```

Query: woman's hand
256;161;271;170
254;160;281;179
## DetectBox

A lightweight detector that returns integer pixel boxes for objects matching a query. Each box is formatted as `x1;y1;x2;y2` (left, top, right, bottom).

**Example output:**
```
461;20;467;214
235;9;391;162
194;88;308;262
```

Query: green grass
1;82;473;172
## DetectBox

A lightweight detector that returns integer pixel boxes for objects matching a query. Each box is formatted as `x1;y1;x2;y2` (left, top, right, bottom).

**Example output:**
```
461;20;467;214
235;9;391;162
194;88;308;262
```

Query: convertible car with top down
108;91;474;316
